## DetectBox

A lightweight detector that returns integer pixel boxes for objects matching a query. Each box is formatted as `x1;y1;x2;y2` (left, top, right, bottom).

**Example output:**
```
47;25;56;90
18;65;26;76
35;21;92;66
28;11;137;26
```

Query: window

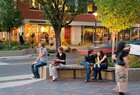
29;0;42;10
87;4;97;13
87;4;93;13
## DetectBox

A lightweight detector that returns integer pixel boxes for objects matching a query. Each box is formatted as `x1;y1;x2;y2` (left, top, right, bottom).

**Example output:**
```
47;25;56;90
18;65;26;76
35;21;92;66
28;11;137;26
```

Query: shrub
107;55;140;68
71;48;77;52
0;41;30;51
65;47;71;52
107;57;115;67
128;55;140;68
48;49;56;53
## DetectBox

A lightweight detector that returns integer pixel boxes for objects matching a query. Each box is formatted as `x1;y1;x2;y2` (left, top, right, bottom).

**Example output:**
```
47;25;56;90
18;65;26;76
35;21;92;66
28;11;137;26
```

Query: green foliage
47;49;56;53
0;41;30;51
95;0;140;33
107;57;115;67
37;0;87;27
0;0;24;47
128;55;140;68
0;0;24;32
65;47;71;52
108;55;140;68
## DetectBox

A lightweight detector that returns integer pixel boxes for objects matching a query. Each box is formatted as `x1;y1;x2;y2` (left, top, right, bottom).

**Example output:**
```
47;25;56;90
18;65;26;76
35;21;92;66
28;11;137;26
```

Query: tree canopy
94;0;140;55
0;0;24;47
37;0;86;27
0;0;24;32
95;0;140;33
37;0;87;48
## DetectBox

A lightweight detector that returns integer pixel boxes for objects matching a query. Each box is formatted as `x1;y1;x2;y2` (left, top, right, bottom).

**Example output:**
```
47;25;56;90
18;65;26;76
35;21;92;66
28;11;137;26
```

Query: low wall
0;48;37;57
39;66;140;82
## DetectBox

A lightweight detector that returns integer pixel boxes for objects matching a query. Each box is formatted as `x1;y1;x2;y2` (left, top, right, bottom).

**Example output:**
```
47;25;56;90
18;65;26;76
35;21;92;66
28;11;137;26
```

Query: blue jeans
94;63;108;80
80;61;94;81
31;61;47;78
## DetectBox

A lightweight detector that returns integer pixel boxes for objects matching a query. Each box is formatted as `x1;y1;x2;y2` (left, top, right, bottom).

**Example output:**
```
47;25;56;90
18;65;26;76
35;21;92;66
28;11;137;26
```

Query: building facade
0;0;140;45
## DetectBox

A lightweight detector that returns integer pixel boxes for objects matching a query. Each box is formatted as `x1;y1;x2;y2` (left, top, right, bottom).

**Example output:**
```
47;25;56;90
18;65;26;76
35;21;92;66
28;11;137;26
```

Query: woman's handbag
53;59;61;66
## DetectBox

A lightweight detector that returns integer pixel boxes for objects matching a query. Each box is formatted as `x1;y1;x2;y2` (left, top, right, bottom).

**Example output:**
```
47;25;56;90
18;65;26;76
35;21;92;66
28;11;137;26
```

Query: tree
0;0;24;47
37;0;87;49
94;0;140;55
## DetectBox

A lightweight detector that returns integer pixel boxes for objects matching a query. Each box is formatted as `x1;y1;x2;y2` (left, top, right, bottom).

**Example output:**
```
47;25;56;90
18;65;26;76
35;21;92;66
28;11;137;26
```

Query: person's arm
112;54;117;60
33;49;46;63
56;53;66;62
97;55;107;64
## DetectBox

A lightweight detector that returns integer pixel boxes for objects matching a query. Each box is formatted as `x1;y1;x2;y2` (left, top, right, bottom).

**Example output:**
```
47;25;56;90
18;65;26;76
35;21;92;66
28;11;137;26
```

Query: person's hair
97;49;104;58
58;47;64;53
117;41;126;53
87;49;93;56
39;42;45;47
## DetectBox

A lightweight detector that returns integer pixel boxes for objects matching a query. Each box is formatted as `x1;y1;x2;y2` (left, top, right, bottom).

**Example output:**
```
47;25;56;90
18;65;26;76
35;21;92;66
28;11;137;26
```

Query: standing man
31;42;48;78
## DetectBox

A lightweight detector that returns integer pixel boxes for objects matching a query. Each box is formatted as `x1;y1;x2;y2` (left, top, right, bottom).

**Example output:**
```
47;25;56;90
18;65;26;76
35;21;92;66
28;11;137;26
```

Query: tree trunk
53;26;62;49
8;31;11;48
112;32;115;55
122;30;125;41
111;32;116;63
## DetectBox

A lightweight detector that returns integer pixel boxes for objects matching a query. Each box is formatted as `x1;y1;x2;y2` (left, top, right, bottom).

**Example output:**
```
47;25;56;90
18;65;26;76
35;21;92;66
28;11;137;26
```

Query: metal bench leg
112;71;115;82
73;70;76;79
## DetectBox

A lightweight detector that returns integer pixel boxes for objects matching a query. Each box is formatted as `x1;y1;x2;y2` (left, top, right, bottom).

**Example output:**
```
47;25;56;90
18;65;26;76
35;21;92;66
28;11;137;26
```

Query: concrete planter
0;48;37;57
40;66;140;82
128;68;140;82
102;68;140;82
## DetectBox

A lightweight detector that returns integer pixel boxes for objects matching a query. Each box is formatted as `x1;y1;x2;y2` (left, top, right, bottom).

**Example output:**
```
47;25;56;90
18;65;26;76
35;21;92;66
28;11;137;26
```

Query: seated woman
92;49;108;80
49;47;66;82
80;49;97;83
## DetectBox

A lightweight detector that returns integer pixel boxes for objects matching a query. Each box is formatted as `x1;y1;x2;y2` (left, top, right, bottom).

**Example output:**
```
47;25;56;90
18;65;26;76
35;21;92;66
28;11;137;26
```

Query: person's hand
32;61;37;64
112;54;116;60
55;59;61;62
96;62;100;64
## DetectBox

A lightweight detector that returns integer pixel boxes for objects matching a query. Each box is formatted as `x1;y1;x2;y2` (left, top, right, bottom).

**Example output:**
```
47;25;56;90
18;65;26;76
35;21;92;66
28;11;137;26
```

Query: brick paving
0;79;140;95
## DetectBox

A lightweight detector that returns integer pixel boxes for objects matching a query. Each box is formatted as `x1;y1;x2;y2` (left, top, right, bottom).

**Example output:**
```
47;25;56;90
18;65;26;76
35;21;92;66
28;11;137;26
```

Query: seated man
80;49;97;83
31;42;48;79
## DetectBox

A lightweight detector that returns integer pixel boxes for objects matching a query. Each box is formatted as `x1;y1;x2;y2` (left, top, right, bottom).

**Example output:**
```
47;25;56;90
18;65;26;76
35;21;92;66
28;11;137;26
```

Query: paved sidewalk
0;78;140;95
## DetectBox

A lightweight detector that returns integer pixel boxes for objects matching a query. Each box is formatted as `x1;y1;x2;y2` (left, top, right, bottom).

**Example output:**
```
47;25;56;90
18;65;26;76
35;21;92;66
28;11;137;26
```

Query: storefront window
82;26;109;43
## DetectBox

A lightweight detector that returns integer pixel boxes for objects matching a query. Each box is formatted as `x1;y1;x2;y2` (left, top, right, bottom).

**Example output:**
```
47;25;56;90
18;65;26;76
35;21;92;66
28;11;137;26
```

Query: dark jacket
85;54;97;63
56;53;66;65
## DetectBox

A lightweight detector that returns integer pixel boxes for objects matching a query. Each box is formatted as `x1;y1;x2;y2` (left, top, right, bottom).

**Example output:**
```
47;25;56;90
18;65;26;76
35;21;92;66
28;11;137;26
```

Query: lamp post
93;12;98;46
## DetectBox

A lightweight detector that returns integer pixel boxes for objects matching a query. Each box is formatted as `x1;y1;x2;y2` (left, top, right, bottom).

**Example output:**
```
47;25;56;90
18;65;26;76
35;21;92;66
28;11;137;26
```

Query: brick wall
18;2;45;20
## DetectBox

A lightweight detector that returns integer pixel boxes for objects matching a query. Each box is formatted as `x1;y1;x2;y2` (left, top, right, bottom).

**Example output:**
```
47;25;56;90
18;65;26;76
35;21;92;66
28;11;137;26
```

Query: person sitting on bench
31;42;48;79
92;49;108;81
80;49;97;83
49;47;66;82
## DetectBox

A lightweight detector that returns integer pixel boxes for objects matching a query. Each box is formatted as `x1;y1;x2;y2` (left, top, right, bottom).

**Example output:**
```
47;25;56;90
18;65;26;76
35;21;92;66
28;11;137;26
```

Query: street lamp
93;12;98;46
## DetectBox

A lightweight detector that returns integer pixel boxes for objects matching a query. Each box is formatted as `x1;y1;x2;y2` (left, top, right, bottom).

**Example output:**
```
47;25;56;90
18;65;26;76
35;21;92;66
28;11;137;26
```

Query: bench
39;65;115;81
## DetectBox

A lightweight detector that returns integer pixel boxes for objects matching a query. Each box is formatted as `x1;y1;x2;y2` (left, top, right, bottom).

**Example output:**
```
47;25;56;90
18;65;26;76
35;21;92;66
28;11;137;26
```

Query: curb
0;74;33;83
0;55;33;60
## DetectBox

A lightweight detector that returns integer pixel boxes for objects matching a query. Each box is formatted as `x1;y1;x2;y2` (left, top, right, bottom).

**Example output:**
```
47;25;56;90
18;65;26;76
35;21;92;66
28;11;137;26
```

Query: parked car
126;38;140;56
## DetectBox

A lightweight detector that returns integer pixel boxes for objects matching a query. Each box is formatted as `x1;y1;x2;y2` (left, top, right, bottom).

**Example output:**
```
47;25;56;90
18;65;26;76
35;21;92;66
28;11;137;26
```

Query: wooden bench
39;65;115;81
57;65;85;79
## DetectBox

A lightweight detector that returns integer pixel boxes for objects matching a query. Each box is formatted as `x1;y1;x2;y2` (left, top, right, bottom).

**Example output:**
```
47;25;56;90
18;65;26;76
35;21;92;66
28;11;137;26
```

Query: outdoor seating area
39;65;115;82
